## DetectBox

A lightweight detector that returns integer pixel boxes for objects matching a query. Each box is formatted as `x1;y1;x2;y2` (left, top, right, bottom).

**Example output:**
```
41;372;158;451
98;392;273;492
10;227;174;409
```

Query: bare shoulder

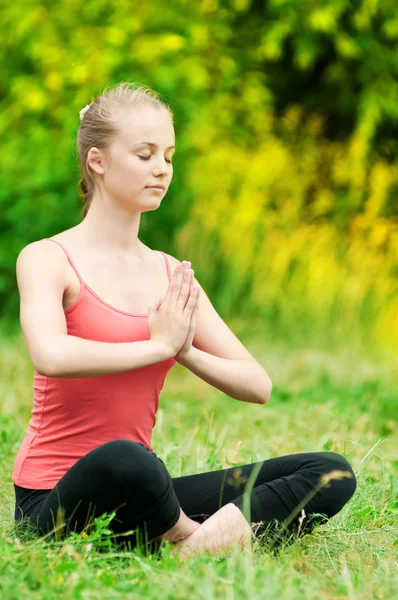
16;239;70;290
17;238;64;263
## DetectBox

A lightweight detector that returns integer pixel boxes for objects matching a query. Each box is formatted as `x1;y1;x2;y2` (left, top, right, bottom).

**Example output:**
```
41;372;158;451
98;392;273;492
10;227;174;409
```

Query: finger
170;262;187;285
175;261;190;279
166;262;187;308
186;291;199;338
193;287;200;311
151;296;163;311
190;291;200;323
184;286;199;313
177;269;194;310
187;287;199;319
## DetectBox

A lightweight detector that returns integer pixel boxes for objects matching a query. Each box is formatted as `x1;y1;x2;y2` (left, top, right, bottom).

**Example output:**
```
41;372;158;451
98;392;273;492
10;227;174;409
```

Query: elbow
36;362;52;377
43;360;60;378
257;378;272;405
35;352;57;378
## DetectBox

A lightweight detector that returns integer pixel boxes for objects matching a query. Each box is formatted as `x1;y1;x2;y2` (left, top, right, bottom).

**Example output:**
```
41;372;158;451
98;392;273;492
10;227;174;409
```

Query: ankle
172;504;253;559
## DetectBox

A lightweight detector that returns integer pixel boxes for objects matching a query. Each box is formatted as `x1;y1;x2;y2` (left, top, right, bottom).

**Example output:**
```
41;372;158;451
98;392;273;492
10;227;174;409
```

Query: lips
147;185;165;190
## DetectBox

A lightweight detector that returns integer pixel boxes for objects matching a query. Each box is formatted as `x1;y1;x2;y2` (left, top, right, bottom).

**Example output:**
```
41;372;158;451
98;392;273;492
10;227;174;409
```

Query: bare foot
150;508;201;545
170;503;253;560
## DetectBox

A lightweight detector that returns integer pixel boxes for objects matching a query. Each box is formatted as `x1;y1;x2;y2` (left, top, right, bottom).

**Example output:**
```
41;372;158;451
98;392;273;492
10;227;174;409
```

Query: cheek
131;157;149;175
119;157;145;180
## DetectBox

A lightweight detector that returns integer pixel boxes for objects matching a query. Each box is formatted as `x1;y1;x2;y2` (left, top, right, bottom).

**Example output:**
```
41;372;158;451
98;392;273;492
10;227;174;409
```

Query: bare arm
178;347;271;404
165;252;273;403
42;337;170;378
17;242;171;378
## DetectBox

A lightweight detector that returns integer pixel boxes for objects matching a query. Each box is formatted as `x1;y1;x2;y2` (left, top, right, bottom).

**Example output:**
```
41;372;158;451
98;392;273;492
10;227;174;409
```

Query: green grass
0;329;397;599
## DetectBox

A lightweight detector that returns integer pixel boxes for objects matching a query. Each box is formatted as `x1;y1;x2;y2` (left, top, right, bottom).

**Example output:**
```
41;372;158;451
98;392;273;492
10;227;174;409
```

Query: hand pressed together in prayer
151;262;200;363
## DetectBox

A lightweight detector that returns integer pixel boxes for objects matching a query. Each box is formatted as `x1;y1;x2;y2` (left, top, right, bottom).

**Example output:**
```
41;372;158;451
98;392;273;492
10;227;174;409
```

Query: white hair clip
79;102;93;121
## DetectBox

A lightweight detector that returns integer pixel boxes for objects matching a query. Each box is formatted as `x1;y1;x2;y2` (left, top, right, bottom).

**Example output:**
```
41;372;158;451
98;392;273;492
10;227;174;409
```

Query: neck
78;197;145;257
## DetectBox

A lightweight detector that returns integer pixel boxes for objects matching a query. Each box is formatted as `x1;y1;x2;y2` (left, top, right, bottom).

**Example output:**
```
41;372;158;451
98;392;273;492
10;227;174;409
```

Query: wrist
150;340;175;362
177;346;197;366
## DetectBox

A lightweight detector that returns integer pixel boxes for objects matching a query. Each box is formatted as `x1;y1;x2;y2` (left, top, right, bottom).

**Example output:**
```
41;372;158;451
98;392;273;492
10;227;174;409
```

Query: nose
152;156;171;176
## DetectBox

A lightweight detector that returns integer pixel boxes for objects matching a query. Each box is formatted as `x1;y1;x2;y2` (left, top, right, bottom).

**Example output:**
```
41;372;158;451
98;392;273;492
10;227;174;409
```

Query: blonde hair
76;81;174;218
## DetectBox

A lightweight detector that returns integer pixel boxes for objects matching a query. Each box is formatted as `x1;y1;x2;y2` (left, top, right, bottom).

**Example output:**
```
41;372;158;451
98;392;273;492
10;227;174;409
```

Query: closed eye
138;156;172;164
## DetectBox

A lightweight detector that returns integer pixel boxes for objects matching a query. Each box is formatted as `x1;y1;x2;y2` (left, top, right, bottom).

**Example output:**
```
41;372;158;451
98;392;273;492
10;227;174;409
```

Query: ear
87;147;105;175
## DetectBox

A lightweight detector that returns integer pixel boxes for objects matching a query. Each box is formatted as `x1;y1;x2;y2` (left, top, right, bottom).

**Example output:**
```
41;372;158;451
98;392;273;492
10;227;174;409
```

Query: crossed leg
15;442;356;558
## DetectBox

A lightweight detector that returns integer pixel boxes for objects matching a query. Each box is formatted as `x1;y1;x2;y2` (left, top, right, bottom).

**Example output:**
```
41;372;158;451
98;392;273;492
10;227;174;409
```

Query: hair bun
79;102;93;121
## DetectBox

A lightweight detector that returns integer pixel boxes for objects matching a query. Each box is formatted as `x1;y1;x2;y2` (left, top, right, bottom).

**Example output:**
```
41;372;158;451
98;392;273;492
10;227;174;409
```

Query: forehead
116;105;175;146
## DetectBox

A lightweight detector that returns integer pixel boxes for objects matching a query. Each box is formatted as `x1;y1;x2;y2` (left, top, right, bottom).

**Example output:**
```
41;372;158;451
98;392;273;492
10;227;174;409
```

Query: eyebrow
133;142;176;150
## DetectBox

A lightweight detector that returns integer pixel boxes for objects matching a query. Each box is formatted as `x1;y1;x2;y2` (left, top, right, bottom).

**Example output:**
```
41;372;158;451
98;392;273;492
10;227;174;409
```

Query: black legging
14;440;357;551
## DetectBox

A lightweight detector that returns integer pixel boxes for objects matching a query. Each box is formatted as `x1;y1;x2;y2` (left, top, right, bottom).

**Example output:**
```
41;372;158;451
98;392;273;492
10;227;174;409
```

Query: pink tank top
12;238;177;489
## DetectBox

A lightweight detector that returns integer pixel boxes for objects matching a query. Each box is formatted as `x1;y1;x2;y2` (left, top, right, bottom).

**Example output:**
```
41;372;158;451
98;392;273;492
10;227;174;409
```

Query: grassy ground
0;329;397;599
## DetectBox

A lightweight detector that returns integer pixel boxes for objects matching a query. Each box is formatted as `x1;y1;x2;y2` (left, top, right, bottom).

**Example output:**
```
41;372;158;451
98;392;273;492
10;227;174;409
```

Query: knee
89;440;149;481
316;451;357;505
91;440;168;492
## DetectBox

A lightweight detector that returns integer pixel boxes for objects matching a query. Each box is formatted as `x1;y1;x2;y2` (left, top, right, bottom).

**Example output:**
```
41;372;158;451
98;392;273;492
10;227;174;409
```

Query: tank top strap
158;251;172;281
44;238;171;282
43;238;85;284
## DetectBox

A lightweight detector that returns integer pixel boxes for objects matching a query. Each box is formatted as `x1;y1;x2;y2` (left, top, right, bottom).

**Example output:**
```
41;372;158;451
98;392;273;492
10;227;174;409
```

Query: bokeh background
0;2;397;596
1;0;397;356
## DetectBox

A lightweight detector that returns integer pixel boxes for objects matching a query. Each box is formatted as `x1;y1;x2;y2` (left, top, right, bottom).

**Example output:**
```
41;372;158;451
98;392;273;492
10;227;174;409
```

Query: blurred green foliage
1;0;397;350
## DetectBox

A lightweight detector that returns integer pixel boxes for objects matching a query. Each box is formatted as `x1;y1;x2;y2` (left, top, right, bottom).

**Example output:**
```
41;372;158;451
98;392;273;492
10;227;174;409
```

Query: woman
12;82;356;558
